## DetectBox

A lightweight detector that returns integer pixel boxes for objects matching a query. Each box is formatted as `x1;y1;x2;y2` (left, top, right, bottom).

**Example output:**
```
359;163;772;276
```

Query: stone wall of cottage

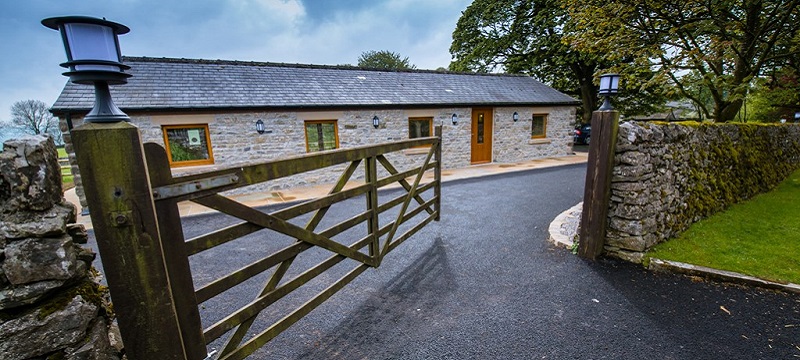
493;106;575;163
605;122;800;262
62;106;575;202
0;136;121;360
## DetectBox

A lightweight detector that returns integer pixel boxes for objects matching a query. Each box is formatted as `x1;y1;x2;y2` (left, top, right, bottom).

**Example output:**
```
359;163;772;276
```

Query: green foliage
565;0;800;122
357;50;416;70
449;0;666;122
647;168;800;284
744;68;800;123
168;140;198;162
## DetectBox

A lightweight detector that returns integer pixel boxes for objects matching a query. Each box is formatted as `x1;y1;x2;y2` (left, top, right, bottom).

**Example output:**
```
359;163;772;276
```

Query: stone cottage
50;57;579;209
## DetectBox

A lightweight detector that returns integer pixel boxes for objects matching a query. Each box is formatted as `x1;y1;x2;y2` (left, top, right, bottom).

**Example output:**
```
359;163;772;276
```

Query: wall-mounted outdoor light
373;116;380;129
598;73;621;111
452;113;458;125
513;112;519;122
42;16;131;123
255;119;265;134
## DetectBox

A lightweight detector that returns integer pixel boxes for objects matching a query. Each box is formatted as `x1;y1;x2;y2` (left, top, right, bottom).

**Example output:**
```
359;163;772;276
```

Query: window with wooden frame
531;114;547;139
408;117;433;141
304;120;339;152
162;124;214;167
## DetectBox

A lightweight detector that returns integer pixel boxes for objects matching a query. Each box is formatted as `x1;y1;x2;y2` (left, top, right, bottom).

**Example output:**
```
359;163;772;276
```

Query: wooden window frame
162;124;215;167
531;114;548;139
304;119;340;153
408;117;433;147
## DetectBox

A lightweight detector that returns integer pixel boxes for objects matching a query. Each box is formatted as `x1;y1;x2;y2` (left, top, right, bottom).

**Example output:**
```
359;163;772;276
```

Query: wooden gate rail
143;127;442;360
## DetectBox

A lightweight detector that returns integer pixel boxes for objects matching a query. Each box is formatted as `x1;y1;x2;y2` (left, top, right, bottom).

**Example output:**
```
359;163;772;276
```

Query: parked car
574;124;591;145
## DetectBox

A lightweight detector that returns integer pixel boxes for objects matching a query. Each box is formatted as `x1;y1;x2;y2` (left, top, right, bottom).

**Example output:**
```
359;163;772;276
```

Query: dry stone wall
606;122;800;262
0;136;120;360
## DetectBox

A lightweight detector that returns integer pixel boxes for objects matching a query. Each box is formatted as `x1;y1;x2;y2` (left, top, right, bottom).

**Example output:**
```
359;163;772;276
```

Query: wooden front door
471;108;493;164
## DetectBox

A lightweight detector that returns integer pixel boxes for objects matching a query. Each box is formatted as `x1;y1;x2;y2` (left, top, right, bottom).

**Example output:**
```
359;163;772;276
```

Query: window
531;114;547;139
408;117;433;139
162;124;214;167
304;120;339;152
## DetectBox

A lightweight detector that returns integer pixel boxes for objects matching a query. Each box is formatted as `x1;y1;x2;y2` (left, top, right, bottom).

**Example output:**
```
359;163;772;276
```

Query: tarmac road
90;163;800;359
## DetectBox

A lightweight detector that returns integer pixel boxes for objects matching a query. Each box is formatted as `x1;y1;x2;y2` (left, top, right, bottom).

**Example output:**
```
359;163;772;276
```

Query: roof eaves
50;100;580;117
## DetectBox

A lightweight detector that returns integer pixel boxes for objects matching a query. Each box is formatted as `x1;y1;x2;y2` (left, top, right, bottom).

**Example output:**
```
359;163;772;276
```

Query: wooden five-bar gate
72;122;442;360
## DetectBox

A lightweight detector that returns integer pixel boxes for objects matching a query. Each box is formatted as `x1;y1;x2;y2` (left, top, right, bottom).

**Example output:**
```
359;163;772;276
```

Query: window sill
171;163;218;175
529;138;551;145
403;147;432;155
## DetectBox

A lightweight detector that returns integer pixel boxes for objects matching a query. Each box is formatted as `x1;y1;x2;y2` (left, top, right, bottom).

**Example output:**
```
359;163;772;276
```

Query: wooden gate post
578;110;619;259
71;122;196;360
434;125;442;221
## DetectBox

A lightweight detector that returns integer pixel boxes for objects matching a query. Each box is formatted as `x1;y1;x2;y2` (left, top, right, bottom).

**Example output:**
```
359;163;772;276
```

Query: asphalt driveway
89;163;800;359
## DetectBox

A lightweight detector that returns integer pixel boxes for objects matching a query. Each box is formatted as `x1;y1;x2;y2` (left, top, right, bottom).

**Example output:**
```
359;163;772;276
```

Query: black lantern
372;116;380;129
42;16;131;123
255;119;265;134
598;73;621;111
513;112;519;122
451;113;458;125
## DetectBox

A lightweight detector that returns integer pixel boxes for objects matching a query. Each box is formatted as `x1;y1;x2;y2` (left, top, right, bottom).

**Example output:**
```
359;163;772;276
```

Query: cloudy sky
0;0;472;126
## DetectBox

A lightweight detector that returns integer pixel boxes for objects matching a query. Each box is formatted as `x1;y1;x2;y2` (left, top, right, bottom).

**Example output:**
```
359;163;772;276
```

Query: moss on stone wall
606;122;800;260
37;280;109;320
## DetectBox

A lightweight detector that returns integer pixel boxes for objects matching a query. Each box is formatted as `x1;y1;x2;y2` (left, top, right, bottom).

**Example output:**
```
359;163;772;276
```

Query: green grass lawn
57;147;75;190
646;168;800;284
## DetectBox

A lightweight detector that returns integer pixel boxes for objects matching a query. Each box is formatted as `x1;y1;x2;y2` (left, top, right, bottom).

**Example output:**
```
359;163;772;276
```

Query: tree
565;0;800;122
357;50;416;70
449;0;664;123
745;67;800;122
746;30;800;122
3;100;62;144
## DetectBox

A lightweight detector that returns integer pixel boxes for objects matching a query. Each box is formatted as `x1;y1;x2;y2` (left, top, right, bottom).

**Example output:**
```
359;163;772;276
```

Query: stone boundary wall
0;136;121;359
606;122;800;262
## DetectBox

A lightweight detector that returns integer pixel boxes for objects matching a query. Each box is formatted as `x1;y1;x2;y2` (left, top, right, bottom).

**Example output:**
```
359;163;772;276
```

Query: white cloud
226;0;306;29
0;0;472;124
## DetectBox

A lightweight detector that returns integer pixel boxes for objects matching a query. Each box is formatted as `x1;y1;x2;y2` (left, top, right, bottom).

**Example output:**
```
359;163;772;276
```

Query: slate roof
51;57;579;114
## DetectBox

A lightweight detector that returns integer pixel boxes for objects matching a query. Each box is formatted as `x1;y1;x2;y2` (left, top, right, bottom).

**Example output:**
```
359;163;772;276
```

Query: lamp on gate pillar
42;16;131;123
597;73;621;111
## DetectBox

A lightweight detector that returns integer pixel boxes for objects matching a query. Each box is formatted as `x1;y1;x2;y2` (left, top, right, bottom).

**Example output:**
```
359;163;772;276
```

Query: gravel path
89;164;800;359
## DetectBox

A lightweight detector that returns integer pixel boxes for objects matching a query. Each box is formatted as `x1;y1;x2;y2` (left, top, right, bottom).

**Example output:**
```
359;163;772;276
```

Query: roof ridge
121;56;530;78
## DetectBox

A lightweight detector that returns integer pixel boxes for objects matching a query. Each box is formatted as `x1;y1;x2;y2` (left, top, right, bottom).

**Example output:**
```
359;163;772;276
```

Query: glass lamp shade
42;16;131;84
598;73;620;96
63;23;121;71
